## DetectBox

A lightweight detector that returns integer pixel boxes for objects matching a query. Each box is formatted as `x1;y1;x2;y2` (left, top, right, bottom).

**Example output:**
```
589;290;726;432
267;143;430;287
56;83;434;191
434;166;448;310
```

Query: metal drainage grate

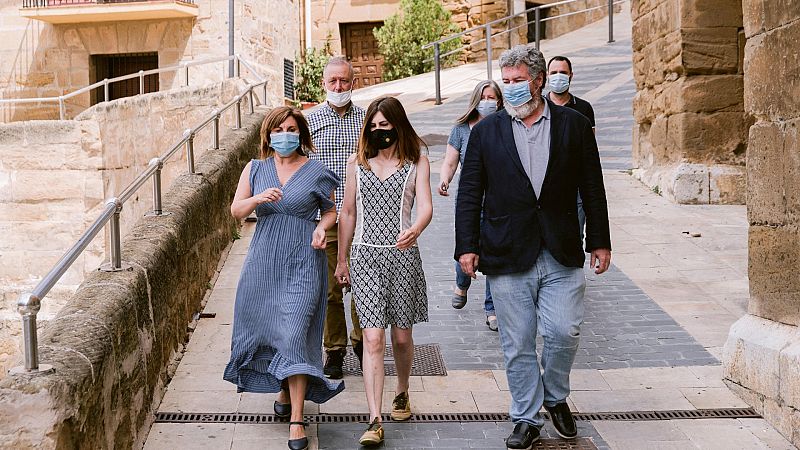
155;408;759;424
341;343;446;376
536;439;597;449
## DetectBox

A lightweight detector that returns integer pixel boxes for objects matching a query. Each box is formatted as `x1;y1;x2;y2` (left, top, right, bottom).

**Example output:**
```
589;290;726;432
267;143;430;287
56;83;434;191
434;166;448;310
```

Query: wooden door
341;22;383;89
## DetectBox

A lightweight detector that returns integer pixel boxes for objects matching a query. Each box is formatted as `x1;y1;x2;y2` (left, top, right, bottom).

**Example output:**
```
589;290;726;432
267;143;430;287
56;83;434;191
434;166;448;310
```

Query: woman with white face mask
225;106;343;450
437;80;504;332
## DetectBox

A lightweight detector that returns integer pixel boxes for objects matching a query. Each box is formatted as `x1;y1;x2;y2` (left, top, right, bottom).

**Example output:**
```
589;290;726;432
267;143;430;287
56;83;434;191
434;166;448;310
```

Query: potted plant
294;46;331;109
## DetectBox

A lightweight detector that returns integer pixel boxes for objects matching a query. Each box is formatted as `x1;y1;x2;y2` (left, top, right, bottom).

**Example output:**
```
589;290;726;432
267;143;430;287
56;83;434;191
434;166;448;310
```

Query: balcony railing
22;0;194;7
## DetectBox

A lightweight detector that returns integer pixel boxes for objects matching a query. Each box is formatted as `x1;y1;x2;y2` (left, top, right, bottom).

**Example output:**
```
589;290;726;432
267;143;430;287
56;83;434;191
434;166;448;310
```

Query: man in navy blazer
455;44;611;448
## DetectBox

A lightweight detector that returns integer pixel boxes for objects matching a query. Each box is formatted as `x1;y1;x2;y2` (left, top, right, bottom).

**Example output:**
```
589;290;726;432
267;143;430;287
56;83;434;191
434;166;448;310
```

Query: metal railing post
608;0;615;43
235;57;241;78
8;294;54;376
185;64;190;87
109;198;122;270
234;98;242;129
104;79;109;103
212;109;221;150
535;7;541;50
247;87;255;114
485;23;493;81
149;158;164;215
262;83;268;105
433;43;442;105
58;96;65;120
138;70;145;95
185;129;196;174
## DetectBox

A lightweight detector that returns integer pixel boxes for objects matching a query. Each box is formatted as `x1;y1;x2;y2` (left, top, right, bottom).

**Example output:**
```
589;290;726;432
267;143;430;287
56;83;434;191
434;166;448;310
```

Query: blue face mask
502;80;532;107
549;73;570;94
476;99;498;117
270;132;301;157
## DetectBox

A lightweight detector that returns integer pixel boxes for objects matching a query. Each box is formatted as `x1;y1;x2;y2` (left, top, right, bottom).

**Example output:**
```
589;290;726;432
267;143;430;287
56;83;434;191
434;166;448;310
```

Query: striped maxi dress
223;157;344;403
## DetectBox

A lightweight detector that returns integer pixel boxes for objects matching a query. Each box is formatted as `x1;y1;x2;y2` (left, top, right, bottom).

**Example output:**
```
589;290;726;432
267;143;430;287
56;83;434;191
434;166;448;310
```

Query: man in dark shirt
547;55;596;243
546;56;595;131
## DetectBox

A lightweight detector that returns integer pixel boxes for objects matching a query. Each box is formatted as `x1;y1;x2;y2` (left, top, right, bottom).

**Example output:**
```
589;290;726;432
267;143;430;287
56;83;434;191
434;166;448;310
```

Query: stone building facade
632;0;800;446
723;1;800;446
0;0;300;121
630;0;749;204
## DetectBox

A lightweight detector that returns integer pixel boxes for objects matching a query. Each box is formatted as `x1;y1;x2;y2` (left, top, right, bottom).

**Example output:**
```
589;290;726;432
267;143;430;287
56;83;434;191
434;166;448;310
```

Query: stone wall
0;78;253;377
630;0;749;204
0;0;299;122
0;110;264;450
723;1;800;446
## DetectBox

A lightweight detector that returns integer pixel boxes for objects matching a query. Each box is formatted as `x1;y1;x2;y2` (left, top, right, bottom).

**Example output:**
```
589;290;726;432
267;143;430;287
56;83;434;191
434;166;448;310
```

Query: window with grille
90;52;159;105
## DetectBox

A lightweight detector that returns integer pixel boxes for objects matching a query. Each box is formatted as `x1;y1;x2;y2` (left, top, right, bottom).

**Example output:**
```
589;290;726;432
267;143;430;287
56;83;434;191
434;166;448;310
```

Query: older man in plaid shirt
307;56;366;379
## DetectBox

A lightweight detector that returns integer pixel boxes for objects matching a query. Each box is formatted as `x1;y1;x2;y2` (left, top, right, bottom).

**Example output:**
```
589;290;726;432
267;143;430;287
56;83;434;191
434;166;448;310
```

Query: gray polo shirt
511;98;551;198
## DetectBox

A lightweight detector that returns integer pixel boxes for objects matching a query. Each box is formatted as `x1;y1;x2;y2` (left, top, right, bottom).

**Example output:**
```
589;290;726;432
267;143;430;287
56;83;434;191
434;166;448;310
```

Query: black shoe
353;342;364;370
323;349;345;379
288;421;308;450
505;422;540;449
274;391;291;418
545;402;578;439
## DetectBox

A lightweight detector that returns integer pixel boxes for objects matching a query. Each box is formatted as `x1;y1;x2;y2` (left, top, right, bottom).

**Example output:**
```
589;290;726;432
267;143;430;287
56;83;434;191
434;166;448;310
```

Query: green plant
294;46;332;103
652;185;661;195
374;0;462;82
232;227;241;241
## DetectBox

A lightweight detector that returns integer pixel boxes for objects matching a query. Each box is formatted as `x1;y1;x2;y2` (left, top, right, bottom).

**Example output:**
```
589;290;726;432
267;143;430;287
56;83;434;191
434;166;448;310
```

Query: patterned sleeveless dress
223;157;344;403
350;161;428;329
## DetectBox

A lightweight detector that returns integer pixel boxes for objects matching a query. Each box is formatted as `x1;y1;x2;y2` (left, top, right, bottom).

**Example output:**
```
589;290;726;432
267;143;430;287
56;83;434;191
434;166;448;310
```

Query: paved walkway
144;6;795;450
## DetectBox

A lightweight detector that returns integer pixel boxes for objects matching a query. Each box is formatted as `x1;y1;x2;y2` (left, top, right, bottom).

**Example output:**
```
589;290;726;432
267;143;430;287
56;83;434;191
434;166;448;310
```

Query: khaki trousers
323;227;362;352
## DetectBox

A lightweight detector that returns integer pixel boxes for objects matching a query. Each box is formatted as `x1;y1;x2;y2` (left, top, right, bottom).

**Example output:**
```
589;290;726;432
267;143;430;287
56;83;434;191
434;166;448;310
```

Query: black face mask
369;128;398;150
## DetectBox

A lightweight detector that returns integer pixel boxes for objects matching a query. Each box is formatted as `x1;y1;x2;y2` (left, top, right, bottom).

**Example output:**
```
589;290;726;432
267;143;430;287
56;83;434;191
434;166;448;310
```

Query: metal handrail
9;54;267;376
424;0;626;105
0;55;237;120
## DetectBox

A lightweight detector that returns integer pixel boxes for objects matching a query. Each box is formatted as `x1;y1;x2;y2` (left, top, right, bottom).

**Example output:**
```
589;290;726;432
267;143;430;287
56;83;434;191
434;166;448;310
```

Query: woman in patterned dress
335;96;433;447
225;106;343;450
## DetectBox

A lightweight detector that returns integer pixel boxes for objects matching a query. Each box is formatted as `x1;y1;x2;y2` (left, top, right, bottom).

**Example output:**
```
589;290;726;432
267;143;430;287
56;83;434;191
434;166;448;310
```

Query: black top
454;100;611;275
549;92;595;128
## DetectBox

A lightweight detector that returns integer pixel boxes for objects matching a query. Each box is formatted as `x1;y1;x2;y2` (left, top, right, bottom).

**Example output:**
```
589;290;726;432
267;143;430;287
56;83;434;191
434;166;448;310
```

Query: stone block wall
0;0;299;122
631;0;750;204
0;110;264;449
0;78;254;377
724;1;800;446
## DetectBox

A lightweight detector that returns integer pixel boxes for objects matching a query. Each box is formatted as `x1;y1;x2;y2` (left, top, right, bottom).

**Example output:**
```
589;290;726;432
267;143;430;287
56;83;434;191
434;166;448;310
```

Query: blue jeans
487;249;585;427
454;261;495;314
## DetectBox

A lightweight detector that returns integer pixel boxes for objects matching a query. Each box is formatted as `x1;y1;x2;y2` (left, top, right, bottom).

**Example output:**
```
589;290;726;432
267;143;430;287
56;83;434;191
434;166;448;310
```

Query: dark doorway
91;52;159;105
340;22;384;89
526;2;548;43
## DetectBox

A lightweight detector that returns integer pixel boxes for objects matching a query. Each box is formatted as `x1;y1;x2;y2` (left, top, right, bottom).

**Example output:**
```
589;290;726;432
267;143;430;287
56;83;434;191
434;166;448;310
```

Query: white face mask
326;89;352;107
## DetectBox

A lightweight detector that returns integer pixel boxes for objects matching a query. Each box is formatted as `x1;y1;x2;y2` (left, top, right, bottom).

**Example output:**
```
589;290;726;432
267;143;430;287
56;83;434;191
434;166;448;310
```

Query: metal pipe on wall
305;0;312;49
228;0;234;77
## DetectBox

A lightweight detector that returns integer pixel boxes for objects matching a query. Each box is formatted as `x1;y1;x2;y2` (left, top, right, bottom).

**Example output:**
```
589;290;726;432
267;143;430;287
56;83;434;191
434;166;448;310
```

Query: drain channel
155;408;759;424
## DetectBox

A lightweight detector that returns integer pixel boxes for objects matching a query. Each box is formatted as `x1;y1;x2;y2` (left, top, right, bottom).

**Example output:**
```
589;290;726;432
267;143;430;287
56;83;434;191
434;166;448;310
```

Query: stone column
723;1;800;447
631;0;749;204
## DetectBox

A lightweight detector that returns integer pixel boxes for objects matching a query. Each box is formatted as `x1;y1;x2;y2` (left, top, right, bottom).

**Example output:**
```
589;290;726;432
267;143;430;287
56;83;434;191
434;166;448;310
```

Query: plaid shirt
307;102;366;216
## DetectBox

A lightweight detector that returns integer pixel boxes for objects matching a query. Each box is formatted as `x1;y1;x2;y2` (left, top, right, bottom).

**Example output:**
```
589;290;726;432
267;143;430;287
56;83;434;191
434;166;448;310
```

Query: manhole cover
341;343;446;376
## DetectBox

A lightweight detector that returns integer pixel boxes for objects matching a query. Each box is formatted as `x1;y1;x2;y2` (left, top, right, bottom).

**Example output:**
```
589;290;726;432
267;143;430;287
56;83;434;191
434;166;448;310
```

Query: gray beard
505;94;542;119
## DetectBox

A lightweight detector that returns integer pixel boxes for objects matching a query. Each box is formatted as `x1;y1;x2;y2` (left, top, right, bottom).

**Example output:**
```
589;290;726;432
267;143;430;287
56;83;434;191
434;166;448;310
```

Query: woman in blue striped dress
224;106;343;450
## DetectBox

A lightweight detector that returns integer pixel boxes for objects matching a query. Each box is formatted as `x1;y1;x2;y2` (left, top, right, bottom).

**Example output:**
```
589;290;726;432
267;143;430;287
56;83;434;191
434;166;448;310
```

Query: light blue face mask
270;132;301;157
502;80;532;107
549;73;570;94
476;99;498;117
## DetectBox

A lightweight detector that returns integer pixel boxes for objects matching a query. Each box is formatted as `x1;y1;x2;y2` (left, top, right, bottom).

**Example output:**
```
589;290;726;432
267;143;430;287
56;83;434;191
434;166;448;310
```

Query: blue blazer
454;101;611;275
